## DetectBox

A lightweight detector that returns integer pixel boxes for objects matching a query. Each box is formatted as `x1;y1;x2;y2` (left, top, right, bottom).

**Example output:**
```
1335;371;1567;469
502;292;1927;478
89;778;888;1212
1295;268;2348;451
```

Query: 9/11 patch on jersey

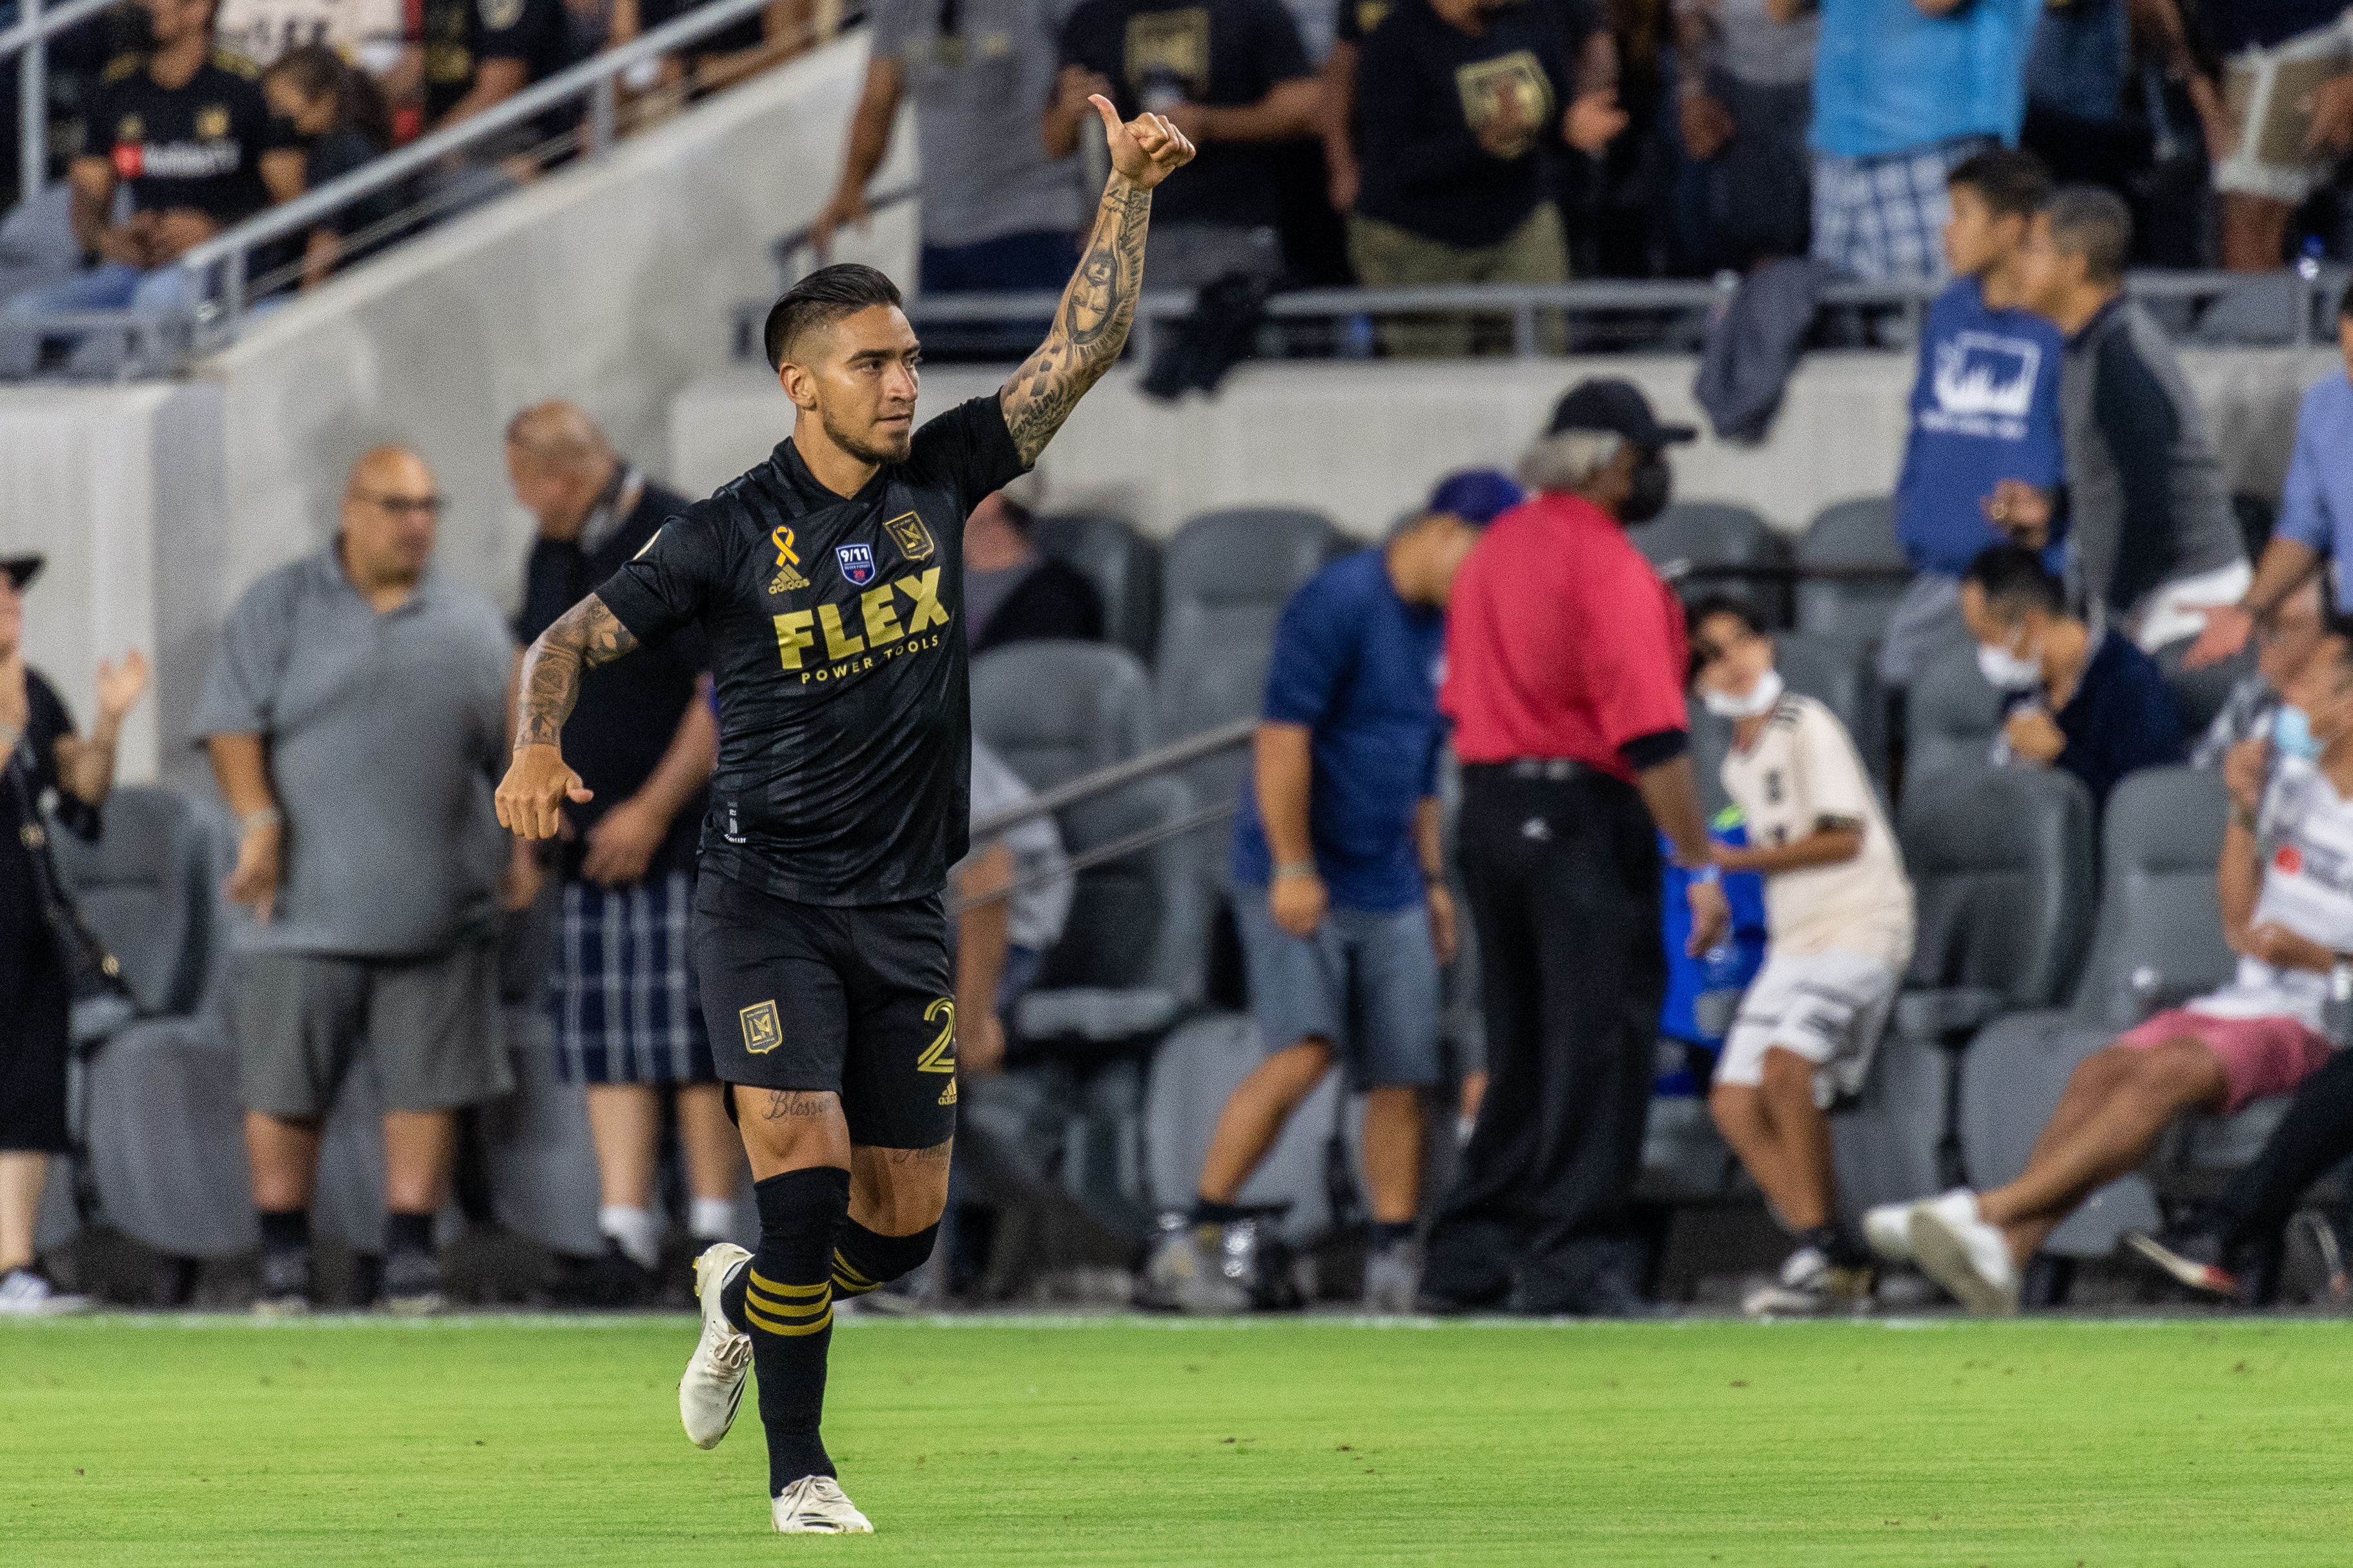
836;543;877;586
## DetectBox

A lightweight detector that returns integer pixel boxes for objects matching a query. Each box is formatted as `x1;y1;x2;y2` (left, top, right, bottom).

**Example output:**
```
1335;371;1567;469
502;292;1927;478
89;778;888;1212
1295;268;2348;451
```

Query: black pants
2213;1048;2353;1257
1423;766;1666;1310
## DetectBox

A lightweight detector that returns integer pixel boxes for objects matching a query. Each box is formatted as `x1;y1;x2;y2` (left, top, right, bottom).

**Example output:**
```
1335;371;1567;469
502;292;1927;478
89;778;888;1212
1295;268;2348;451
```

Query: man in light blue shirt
2188;290;2353;671
1808;0;2043;280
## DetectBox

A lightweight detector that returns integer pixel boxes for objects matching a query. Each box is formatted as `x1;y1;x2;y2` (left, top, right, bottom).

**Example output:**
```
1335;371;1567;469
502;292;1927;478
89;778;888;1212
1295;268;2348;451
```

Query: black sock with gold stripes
720;1166;849;1492
830;1218;940;1301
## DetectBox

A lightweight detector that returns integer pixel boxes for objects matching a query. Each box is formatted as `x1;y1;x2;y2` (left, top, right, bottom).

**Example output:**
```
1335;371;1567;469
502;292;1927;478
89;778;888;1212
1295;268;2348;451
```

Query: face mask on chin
1702;666;1783;720
1976;637;2042;692
1620;451;1672;524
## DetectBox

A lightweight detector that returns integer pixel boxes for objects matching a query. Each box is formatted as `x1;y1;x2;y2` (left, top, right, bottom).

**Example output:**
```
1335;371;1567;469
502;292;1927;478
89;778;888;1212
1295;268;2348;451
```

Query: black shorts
0;929;70;1154
692;872;958;1151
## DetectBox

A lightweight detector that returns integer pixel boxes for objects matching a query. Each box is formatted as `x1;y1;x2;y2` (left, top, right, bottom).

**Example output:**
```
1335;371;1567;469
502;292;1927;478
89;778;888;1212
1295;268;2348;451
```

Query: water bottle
2326;960;2353;1050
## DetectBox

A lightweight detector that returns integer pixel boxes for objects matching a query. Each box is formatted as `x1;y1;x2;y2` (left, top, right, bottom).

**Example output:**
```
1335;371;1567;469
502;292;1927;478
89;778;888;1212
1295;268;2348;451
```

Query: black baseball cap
2;554;40;591
1545;379;1697;448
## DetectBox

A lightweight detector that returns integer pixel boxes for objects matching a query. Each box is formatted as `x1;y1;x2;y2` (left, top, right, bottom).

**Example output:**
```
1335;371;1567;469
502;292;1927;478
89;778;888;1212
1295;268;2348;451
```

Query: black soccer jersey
87;51;294;225
596;395;1027;907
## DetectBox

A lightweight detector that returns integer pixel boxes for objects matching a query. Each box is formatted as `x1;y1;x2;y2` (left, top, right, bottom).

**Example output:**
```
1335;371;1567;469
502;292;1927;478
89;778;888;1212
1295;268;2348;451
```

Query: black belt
1464;758;1610;782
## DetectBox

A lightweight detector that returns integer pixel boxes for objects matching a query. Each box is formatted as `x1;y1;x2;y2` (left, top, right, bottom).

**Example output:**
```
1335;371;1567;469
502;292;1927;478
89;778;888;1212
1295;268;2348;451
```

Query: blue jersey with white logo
1231;549;1448;912
1894;276;2066;577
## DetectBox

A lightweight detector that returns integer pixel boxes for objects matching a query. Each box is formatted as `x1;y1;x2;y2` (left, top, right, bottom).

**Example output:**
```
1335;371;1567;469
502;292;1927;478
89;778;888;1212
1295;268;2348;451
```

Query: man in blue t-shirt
1809;0;2040;281
1880;148;2064;689
1139;469;1523;1315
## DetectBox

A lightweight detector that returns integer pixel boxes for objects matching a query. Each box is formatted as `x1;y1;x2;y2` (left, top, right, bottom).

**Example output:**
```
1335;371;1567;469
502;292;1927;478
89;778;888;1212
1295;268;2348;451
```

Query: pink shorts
2117;1008;2337;1116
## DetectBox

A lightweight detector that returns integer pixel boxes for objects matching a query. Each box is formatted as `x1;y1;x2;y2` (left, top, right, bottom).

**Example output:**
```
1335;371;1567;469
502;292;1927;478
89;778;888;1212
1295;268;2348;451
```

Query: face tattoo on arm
998;95;1197;467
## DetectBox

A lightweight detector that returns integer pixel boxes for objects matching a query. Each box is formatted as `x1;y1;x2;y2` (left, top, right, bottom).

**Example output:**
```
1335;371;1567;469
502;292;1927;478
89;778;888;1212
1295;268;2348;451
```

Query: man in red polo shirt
1420;379;1730;1317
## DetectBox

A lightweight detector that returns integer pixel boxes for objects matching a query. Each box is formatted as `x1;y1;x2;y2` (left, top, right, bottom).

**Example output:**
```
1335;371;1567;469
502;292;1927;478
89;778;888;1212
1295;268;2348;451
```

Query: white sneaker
772;1474;874;1533
1862;1201;1920;1264
1742;1246;1833;1318
1908;1190;2019;1316
679;1242;752;1450
0;1268;89;1316
1362;1243;1421;1315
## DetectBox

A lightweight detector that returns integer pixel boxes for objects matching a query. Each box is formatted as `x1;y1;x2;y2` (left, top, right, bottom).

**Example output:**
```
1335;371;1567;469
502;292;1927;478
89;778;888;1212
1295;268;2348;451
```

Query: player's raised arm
497;592;639;839
998;96;1195;466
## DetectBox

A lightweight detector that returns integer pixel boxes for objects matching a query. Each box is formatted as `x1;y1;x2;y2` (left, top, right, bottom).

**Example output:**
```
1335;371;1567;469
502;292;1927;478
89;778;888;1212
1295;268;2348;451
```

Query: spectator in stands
1807;0;2040;281
1962;544;2184;809
0;555;149;1317
949;737;1073;1076
1422;382;1731;1317
1047;0;1320;289
964;492;1105;655
1668;0;1818;267
2203;0;2353;270
216;0;405;68
1869;629;2353;1315
5;0;302;336
1878;149;2061;689
613;0;812;99
1687;595;1915;1319
508;403;735;1308
1344;0;1623;356
2188;289;2353;674
261;46;397;290
1993;187;2251;650
1140;470;1519;1316
2191;576;2327;769
195;447;521;1316
2019;0;2208;225
400;0;577;187
812;0;1082;293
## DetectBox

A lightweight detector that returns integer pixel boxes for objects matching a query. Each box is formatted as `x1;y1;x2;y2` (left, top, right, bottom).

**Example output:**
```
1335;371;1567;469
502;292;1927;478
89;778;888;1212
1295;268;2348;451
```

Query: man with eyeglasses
194;445;527;1317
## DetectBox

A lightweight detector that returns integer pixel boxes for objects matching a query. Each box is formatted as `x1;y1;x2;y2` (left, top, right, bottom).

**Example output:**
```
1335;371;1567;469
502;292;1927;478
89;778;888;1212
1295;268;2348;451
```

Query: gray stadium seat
481;1006;602;1257
972;640;1155;789
1033;511;1162;667
1833;767;2097;1221
1153;506;1339;873
1794;496;1907;644
2153;634;2256;744
49;784;214;1023
1959;768;2242;1261
1905;643;2003;785
1634;501;1782;619
1778;632;1888;784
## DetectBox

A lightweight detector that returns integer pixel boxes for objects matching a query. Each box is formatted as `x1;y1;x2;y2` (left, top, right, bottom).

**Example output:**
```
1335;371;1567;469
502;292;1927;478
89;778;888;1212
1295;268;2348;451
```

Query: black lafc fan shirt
597;396;1027;906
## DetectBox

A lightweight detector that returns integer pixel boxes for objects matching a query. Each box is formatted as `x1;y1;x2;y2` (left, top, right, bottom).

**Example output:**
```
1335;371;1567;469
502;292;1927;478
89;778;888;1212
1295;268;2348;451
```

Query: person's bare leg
382;1109;458;1216
1978;1041;2226;1263
679;1082;746;1205
846;1139;953;1237
2221;192;2293;272
1360;1086;1424;1225
243;1112;322;1211
2007;1046;2135;1185
1711;1083;1804;1223
0;1151;46;1273
1195;1039;1336;1204
586;1082;662;1210
1758;1048;1834;1232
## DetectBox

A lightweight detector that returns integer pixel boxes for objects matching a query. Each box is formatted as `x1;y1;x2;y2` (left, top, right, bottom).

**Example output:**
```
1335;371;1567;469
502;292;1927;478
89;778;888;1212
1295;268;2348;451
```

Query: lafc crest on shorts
740;999;782;1054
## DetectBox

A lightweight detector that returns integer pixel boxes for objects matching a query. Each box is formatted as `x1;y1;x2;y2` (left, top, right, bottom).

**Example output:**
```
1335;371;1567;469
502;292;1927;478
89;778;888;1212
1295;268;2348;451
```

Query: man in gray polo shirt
194;446;518;1316
810;0;1085;293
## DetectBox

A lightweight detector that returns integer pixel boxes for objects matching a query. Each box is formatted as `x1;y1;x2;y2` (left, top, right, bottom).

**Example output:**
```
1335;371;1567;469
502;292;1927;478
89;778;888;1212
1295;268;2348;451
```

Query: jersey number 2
918;999;957;1074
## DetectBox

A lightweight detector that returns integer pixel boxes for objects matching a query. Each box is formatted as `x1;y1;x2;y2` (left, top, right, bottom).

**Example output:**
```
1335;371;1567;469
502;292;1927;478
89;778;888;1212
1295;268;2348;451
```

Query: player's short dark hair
1964;544;2065;620
2044;185;2133;285
763;264;904;371
1685;593;1769;641
1947;148;2050;221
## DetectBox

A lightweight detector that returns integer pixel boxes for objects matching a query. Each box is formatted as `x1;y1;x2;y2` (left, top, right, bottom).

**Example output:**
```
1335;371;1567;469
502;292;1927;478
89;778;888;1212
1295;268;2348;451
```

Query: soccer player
497;98;1194;1533
1687;596;1916;1316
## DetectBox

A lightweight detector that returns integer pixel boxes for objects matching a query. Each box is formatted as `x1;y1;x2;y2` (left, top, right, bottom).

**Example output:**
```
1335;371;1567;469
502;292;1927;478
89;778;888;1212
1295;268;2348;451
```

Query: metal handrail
3;0;128;203
969;716;1255;840
163;0;841;336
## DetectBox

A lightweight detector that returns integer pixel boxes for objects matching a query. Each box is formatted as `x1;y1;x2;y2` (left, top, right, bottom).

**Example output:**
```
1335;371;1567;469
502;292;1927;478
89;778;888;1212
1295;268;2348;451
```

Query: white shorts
2217;20;2353;204
2133;558;2255;653
1716;950;1900;1107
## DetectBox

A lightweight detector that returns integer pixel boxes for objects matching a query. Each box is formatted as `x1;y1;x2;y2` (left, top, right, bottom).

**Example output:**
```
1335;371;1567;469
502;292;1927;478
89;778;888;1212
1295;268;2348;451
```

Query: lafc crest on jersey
768;525;810;593
882;511;935;562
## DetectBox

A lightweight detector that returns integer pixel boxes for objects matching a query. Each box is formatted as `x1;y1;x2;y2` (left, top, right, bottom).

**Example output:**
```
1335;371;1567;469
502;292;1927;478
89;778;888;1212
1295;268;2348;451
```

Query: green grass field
6;1313;2352;1566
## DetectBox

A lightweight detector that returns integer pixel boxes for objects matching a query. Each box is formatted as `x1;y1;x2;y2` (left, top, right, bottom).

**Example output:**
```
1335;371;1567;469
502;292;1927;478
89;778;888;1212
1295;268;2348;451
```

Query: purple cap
1426;469;1523;527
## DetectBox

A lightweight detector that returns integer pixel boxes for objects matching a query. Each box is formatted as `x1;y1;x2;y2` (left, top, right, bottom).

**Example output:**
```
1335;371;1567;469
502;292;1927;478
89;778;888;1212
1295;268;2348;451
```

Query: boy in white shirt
1870;630;2353;1315
1689;596;1918;1316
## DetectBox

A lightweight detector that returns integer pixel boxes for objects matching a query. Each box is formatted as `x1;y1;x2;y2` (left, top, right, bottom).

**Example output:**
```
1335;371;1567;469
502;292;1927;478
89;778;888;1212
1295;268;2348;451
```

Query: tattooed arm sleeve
514;592;639;750
998;176;1153;467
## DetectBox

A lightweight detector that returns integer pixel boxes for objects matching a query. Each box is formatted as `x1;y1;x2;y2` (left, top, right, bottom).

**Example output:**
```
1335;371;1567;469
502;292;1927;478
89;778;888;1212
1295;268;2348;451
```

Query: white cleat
1908;1190;2019;1316
679;1243;752;1450
0;1269;90;1316
772;1474;874;1533
1862;1201;1920;1264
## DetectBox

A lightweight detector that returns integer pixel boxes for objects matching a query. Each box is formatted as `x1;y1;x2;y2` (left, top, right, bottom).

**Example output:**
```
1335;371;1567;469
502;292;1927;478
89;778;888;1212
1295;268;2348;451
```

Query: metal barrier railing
2;0;125;205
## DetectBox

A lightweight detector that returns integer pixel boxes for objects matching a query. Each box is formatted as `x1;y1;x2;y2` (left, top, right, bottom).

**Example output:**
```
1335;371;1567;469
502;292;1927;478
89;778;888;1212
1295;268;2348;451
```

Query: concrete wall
0;383;225;788
676;347;2343;540
200;32;916;621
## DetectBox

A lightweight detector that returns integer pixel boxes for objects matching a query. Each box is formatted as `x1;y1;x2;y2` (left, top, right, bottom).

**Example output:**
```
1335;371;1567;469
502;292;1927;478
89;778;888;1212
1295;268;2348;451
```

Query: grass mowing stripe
5;1319;2350;1565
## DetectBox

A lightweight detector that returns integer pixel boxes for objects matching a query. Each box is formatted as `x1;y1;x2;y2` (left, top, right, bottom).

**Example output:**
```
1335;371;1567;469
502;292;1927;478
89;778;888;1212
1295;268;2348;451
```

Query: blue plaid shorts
1810;136;1995;282
548;871;715;1085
